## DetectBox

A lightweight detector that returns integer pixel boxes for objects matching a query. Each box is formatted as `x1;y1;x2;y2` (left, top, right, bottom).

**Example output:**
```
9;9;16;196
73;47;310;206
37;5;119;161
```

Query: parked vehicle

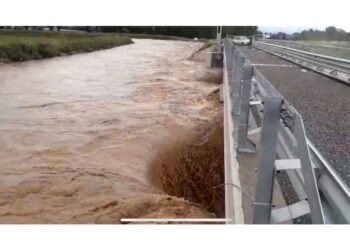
232;36;251;45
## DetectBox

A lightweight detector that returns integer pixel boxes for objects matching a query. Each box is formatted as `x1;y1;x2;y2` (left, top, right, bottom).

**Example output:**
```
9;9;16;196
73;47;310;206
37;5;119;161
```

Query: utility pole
216;26;223;52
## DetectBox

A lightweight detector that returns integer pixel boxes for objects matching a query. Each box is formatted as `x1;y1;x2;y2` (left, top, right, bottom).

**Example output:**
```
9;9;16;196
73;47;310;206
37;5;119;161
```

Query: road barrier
258;39;350;58
223;39;350;224
253;41;350;85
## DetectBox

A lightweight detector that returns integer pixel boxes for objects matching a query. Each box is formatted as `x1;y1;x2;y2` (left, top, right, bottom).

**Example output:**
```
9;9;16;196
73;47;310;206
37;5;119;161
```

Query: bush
37;43;58;57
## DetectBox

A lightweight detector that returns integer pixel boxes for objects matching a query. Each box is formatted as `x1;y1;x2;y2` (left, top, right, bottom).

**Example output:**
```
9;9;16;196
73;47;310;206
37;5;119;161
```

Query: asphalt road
240;47;350;187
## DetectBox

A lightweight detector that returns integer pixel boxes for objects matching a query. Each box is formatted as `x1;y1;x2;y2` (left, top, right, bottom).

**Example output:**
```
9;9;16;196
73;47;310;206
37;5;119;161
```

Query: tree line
295;26;350;41
97;26;258;39
265;26;350;41
0;26;258;39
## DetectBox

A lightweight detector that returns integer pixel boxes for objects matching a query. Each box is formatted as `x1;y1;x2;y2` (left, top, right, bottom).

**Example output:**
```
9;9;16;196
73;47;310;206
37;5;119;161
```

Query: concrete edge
223;68;245;224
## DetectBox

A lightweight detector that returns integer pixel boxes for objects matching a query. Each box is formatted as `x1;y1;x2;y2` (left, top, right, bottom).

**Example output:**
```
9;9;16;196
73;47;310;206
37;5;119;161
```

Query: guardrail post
253;96;283;224
230;47;237;84
237;64;255;153
293;114;325;224
224;39;232;61
231;53;245;116
224;39;234;82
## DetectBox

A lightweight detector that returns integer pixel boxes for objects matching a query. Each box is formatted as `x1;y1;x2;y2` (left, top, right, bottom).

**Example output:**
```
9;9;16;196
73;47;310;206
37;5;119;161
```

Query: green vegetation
295;26;350;41
0;26;259;62
99;26;258;39
188;39;215;59
0;30;132;62
198;39;215;51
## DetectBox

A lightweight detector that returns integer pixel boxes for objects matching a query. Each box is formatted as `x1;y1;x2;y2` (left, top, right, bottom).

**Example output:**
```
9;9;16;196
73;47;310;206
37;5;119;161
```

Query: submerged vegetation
0;30;132;62
188;39;215;60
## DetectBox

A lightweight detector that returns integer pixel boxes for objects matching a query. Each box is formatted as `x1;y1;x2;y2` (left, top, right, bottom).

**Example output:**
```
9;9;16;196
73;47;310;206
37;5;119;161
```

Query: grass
0;30;133;62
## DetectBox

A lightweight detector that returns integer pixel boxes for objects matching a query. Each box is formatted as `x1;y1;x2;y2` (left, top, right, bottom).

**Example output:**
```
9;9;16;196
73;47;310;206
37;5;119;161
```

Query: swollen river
0;39;224;223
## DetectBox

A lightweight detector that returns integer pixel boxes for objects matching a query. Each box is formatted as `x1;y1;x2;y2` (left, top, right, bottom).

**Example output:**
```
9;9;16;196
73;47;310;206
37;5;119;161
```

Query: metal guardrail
253;41;350;85
261;39;350;53
223;39;350;224
259;39;350;63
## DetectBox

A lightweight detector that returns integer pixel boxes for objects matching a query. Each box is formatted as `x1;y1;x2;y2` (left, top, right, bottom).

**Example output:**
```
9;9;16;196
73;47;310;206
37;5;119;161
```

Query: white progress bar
120;218;232;223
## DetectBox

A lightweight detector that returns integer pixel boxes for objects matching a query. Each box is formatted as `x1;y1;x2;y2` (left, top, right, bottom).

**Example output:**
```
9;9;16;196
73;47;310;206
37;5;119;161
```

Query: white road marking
252;64;296;67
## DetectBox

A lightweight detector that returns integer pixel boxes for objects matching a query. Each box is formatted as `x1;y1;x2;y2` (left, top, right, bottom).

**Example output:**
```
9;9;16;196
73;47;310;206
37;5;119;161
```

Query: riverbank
0;30;132;62
119;33;207;42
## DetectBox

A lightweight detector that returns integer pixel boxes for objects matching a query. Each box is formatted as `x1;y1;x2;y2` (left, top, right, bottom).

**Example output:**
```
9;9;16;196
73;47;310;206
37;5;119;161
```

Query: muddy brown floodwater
0;39;224;223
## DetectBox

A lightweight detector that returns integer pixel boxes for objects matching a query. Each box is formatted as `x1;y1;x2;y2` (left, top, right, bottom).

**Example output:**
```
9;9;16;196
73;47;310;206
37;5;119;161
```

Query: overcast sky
258;26;350;34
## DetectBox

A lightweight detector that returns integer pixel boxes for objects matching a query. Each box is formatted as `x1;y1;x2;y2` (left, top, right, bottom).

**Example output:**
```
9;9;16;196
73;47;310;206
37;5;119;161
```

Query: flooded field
0;39;224;223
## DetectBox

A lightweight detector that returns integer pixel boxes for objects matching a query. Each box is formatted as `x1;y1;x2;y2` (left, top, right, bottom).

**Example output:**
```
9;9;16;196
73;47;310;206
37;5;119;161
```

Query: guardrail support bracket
270;200;310;224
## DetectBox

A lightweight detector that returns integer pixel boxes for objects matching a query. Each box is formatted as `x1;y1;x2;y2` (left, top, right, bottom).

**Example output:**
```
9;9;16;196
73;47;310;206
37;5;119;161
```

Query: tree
292;26;350;41
325;26;337;41
97;26;257;39
270;32;289;40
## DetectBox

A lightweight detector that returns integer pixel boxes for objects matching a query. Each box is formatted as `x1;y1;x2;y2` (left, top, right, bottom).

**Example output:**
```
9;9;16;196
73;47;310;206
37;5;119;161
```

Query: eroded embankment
0;39;224;223
149;90;225;218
